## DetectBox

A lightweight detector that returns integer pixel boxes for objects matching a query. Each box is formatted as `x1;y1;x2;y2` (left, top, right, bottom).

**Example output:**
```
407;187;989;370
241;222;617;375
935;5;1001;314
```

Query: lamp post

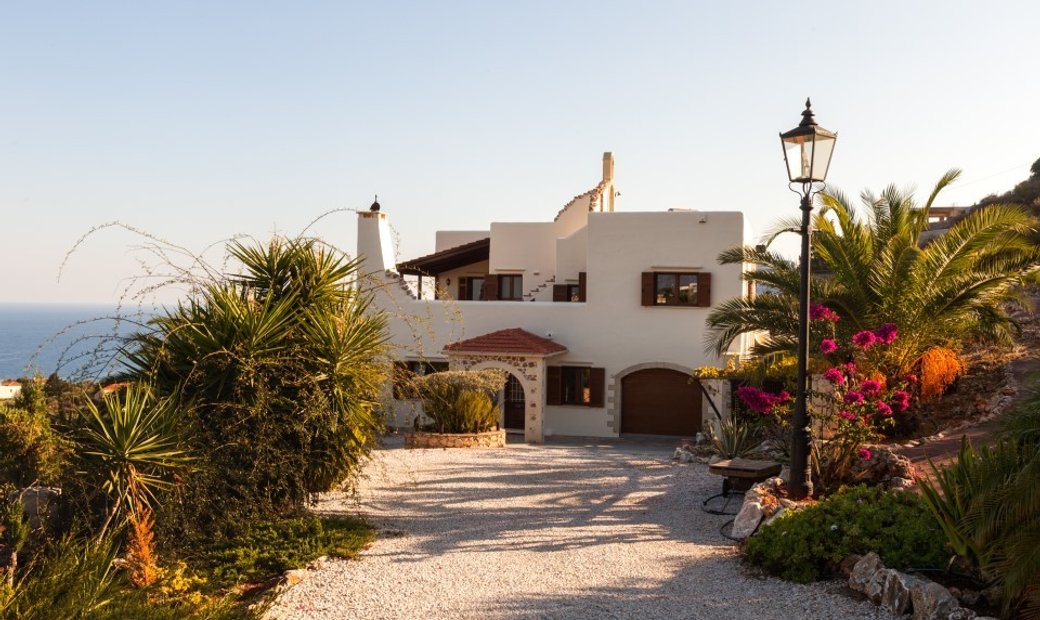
780;98;837;500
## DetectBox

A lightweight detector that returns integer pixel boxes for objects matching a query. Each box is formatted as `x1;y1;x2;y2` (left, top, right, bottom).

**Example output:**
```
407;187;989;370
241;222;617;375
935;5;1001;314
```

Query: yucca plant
707;417;758;460
706;171;1040;372
77;384;192;540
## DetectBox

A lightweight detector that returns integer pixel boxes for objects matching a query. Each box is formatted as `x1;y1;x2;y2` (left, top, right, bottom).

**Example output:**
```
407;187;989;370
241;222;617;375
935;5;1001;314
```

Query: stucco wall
555;227;587;284
435;230;489;252
488;222;557;293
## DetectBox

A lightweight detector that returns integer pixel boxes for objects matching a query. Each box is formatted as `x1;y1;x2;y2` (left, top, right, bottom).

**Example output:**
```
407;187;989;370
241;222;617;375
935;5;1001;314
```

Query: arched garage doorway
620;368;702;436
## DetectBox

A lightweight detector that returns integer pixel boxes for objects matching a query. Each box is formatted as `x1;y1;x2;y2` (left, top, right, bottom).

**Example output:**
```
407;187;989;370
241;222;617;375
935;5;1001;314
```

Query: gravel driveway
269;438;893;620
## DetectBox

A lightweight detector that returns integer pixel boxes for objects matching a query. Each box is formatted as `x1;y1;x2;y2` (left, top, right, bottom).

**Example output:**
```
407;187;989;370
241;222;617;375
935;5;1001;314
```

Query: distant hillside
976;156;1040;210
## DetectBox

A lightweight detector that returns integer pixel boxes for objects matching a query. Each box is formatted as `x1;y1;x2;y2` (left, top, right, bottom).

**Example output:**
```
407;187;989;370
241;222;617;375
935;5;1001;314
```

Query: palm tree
706;170;1040;373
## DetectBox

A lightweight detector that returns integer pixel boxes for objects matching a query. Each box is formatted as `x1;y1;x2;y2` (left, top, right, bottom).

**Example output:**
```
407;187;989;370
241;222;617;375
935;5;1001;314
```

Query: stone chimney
602;152;614;183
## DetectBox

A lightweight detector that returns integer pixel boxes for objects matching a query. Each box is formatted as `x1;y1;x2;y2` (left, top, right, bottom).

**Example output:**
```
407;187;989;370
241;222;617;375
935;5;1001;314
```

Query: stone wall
404;430;507;449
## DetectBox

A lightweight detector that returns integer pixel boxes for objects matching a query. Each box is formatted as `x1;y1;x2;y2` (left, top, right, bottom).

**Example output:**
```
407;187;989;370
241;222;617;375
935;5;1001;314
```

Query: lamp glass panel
809;135;835;181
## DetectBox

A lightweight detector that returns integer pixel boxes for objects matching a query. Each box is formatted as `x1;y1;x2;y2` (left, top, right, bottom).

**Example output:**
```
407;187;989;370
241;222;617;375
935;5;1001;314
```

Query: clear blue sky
2;1;1038;304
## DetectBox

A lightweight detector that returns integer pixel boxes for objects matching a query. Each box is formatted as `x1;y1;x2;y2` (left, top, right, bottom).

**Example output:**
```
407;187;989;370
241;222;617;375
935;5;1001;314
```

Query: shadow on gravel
322;442;736;561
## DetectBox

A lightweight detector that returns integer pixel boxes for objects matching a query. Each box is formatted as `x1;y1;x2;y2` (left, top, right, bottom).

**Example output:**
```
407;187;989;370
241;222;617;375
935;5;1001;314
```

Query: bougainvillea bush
736;304;917;492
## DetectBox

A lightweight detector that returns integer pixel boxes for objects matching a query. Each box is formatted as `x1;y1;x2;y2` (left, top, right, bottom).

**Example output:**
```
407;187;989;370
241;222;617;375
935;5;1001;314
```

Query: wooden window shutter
588;367;605;408
546;366;562;406
697;273;712;307
640;272;655;306
578;272;587;302
552;284;568;302
458;278;469;301
482;274;498;301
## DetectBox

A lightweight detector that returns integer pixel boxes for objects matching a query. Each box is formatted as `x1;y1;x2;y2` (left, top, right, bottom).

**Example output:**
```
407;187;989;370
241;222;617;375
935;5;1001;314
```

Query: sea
0;304;153;380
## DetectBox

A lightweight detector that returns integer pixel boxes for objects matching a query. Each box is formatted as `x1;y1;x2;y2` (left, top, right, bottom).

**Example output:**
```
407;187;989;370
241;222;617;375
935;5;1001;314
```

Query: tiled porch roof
443;328;567;356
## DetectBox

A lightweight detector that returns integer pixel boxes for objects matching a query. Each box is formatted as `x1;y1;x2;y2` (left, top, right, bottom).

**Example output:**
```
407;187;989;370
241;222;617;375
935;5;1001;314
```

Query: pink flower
845;362;858;374
876;402;893;417
810;304;840;322
902;373;918;385
858;447;872;460
860;379;882;395
776;390;792;403
852;330;877;349
820;338;838;354
823;367;846;384
839;410;856;421
844;390;864;404
737;387;791;414
874;323;898;345
890;390;911;412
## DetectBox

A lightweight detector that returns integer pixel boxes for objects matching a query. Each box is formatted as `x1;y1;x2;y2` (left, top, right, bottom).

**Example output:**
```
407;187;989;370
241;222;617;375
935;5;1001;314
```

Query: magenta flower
737;387;775;414
902;373;918;385
860;379;882;396
810;304;840;322
839;410;856;421
890;390;911;412
823;367;846;384
858;447;873;460
852;330;877;349
844;390;864;404
776;390;792;403
845;362;858;374
820;338;838;354
874;323;898;345
876;402;894;417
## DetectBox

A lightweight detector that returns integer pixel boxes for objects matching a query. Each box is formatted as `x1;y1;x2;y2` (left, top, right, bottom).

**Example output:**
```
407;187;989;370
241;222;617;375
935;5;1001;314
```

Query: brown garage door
621;368;702;436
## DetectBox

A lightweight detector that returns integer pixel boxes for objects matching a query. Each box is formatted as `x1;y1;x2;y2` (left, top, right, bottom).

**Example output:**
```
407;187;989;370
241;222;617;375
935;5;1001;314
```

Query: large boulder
910;580;963;620
848;552;884;597
730;500;764;539
881;569;923;615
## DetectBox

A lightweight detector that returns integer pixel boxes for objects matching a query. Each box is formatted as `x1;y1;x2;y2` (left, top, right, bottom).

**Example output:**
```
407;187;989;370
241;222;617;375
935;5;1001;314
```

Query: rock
889;477;915;491
881;570;921;615
762;506;785;527
6;487;61;529
1000;386;1017;396
910;580;961;620
694;432;707;446
958;589;980;606
673;447;683;460
849;552;884;596
283;568;308;587
778;498;797;509
730;500;764;539
839;554;862;579
945;609;976;620
708;454;723;465
678;450;696;464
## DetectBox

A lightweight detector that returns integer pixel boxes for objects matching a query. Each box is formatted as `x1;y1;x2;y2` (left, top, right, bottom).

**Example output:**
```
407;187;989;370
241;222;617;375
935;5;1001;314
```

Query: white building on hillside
357;153;754;443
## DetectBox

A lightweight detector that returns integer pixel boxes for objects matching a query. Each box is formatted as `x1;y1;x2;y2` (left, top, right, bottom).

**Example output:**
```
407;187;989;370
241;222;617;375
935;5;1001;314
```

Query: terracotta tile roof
443;328;567;356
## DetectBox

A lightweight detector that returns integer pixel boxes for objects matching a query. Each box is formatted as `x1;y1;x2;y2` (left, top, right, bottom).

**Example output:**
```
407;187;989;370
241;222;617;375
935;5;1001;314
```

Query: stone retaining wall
404;430;507;449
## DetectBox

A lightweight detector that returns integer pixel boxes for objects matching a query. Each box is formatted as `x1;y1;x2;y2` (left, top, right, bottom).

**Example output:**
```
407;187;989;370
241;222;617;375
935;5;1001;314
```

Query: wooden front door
620;368;701;436
504;374;525;431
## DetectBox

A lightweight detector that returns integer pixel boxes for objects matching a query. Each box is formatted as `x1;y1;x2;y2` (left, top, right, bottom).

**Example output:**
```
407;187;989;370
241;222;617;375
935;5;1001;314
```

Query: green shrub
195;514;373;588
919;436;1040;618
0;404;68;488
0;533;244;620
745;485;947;583
414;370;507;434
707;417;759;460
123;238;388;528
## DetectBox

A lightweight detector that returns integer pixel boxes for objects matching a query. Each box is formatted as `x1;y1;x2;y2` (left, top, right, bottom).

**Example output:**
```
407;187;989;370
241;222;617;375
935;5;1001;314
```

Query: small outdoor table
702;458;782;515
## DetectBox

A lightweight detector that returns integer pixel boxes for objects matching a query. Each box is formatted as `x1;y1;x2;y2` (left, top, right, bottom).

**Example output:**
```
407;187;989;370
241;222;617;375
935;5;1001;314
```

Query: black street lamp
780;98;837;500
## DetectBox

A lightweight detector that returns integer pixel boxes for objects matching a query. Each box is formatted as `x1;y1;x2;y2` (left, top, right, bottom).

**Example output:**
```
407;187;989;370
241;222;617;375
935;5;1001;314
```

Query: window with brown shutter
642;271;711;307
546;366;605;408
578;272;587;302
552;284;568;302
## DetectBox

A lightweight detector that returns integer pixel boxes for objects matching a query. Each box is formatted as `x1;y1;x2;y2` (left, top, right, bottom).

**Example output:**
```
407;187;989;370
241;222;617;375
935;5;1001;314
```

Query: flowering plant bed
403;429;506;449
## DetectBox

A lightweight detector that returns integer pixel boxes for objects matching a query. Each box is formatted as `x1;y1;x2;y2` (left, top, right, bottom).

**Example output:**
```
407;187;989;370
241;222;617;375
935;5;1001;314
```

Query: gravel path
269;438;894;620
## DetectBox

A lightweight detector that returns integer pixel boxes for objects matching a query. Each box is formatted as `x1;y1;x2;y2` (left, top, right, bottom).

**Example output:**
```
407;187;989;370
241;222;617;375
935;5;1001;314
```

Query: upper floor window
497;274;523;300
641;272;711;307
552;272;587;302
458;277;484;301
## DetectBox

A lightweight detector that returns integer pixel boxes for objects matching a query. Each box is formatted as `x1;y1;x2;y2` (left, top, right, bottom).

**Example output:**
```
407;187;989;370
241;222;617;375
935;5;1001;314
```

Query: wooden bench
702;458;782;515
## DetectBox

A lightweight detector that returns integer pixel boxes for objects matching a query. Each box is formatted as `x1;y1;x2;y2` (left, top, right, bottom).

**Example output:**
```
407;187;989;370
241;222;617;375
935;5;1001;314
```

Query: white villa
357;153;753;443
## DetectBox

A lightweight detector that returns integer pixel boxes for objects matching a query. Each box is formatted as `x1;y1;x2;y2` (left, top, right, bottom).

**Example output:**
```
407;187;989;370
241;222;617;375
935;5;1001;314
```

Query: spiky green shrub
123;238;388;528
412;370;506;433
745;484;947;583
707;417;758;460
919;434;1040;618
